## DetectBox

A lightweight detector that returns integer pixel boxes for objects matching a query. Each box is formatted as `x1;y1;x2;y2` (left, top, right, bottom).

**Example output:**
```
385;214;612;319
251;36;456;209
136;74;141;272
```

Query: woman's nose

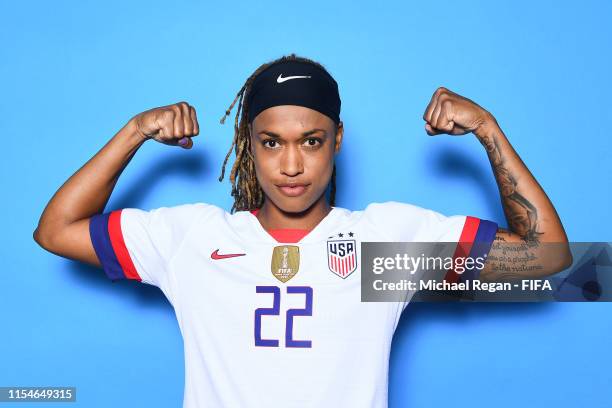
280;145;304;176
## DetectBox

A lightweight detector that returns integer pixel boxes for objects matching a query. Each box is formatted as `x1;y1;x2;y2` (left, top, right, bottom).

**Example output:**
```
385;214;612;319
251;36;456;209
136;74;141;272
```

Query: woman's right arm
33;101;199;267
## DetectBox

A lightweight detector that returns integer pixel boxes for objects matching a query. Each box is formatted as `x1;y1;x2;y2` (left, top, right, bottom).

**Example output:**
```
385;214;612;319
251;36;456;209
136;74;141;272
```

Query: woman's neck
255;196;331;231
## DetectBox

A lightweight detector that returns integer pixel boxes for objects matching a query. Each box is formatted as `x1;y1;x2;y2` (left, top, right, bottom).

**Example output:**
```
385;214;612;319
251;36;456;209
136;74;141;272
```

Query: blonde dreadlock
218;53;338;213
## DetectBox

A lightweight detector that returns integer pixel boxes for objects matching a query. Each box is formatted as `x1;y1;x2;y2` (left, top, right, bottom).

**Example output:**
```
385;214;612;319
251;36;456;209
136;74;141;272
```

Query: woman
34;53;571;407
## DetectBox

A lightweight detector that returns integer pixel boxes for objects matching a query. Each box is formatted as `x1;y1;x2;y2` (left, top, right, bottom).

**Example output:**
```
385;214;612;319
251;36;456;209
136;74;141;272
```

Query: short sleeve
364;201;498;245
88;202;212;288
364;201;499;312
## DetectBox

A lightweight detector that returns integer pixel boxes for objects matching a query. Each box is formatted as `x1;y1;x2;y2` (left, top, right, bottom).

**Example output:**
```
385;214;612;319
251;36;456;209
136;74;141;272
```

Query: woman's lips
277;184;309;197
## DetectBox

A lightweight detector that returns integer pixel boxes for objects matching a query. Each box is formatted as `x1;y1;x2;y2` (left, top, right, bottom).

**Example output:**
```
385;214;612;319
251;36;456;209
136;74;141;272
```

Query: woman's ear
334;121;344;154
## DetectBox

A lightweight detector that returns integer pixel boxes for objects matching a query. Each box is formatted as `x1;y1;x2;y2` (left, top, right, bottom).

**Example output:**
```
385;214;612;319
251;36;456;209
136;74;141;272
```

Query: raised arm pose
33;53;572;408
33;102;199;265
422;87;572;281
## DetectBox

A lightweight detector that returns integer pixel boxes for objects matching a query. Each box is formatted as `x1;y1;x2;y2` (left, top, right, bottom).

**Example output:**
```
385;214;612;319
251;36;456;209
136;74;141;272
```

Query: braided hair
218;53;338;213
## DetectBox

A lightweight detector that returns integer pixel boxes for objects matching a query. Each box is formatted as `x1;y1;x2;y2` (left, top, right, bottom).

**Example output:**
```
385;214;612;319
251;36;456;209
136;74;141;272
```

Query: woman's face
249;105;343;213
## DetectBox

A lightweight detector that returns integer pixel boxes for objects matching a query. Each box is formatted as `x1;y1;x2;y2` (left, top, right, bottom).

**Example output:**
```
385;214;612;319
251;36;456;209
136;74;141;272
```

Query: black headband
246;60;341;125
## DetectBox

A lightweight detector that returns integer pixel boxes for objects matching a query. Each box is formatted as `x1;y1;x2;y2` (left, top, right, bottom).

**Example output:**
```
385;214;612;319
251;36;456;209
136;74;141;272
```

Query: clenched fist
423;87;493;136
131;102;199;149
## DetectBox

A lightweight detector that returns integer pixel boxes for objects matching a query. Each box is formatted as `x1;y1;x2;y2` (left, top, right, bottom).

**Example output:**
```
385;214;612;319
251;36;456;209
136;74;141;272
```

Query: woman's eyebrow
258;128;327;138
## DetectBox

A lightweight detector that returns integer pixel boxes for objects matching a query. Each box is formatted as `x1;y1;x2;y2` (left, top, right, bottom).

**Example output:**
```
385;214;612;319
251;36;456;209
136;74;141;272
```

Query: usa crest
327;239;357;278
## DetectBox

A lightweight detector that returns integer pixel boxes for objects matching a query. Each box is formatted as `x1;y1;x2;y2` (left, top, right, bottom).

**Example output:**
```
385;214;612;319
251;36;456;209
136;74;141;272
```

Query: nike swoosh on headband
276;74;312;83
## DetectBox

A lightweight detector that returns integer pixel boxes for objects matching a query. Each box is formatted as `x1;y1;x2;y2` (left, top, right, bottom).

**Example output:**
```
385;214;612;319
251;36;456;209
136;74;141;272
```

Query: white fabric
118;201;470;408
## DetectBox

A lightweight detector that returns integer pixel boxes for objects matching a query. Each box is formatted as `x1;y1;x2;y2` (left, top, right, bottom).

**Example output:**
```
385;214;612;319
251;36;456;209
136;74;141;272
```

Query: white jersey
89;201;497;408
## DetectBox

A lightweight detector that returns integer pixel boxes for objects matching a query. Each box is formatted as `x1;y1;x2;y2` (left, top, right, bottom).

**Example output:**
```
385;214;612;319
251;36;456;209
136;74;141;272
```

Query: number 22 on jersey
254;286;313;348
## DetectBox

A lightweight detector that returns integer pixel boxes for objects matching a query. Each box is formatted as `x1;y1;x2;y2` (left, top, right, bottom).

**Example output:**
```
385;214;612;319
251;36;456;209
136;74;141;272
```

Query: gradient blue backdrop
2;0;611;407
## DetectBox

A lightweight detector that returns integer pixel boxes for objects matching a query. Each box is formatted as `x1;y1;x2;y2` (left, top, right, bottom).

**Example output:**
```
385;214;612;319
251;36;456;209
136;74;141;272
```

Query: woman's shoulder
134;201;228;222
331;201;439;231
336;200;433;216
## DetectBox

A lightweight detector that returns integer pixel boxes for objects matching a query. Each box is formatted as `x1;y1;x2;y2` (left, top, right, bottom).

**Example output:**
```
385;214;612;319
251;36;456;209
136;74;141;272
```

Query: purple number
286;286;313;348
254;286;280;347
254;285;313;348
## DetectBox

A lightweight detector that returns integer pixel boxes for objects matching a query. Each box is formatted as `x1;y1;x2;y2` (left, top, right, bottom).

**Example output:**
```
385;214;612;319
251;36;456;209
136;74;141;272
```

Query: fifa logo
271;245;300;283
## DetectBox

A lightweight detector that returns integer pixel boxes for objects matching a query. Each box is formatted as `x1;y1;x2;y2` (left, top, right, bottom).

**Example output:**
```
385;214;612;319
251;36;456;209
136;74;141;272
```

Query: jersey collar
246;207;342;244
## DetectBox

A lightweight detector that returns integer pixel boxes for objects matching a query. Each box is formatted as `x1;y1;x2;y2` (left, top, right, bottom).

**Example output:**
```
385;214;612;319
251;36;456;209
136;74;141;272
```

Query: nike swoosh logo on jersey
276;74;312;83
210;249;246;260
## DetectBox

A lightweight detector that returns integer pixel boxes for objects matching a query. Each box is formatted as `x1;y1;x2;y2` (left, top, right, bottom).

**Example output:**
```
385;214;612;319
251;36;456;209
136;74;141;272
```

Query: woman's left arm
423;87;573;282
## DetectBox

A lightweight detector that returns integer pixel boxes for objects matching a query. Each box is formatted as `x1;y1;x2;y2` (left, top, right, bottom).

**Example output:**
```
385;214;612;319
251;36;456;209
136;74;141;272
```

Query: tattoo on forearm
480;234;545;281
479;135;543;242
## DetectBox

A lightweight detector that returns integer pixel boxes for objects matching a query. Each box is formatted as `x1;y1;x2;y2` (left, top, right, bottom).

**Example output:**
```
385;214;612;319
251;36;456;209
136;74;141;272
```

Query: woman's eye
303;138;321;147
263;140;279;149
262;138;321;149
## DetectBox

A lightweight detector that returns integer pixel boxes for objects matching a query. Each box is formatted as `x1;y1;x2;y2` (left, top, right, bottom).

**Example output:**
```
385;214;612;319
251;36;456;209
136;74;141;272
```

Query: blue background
2;0;611;406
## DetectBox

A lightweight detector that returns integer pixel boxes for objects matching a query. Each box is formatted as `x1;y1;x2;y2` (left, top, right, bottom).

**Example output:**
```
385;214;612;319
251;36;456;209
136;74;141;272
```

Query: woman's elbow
557;249;574;272
544;242;573;276
33;226;55;251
